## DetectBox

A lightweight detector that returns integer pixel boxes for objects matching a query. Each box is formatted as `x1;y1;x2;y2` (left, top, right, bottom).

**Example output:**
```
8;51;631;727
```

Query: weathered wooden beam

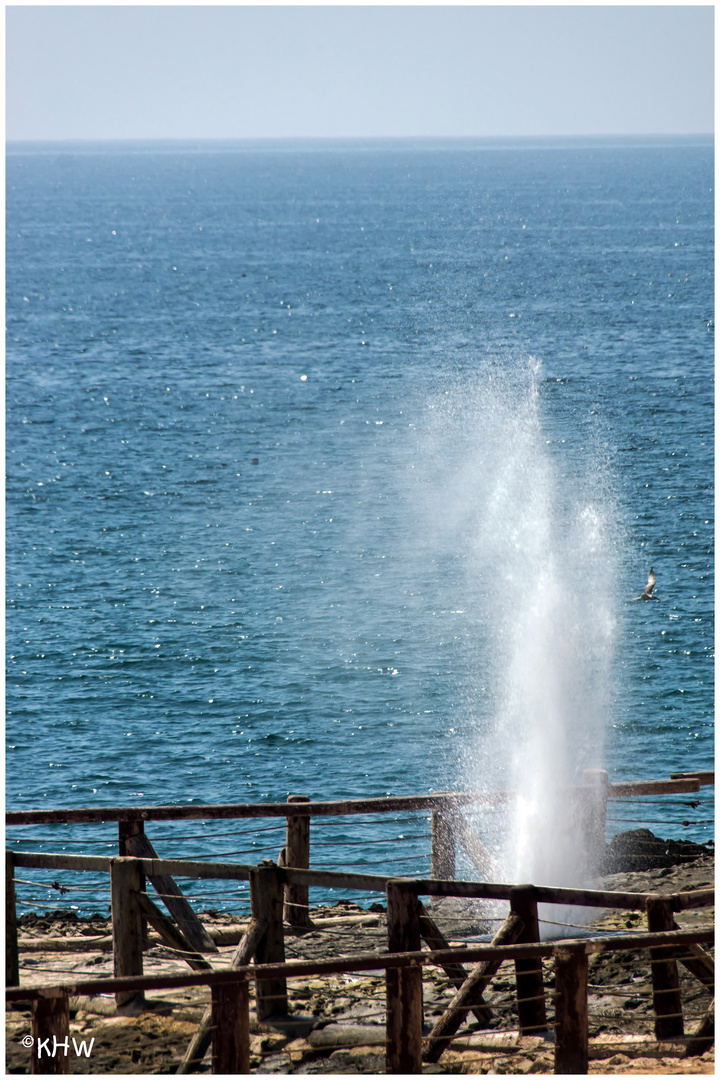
646;895;684;1039
18;935;113;953
6;775;709;828
430;803;456;881
15;848;692;910
386;880;423;1074
250;861;287;1020
6;791;510;826
14;852;112;872
413;878;657;909
6;850;19;987
554;944;589;1074
672;920;714;989
670;771;714;786
452;812;499;879
608;779;700;797
31;992;70;1074
135;892;213;972
211;979;251;1074
121;832;218;954
417;901;492;1024
110;857;145;1010
581;769;609;872
683;998;714;1058
276;865;391;892
118;821;147;955
283;795;312;929
423;912;524;1064
6;927;713;1005
118;818;143;857
672;888;714;911
178;918;266;1074
509;885;547;1034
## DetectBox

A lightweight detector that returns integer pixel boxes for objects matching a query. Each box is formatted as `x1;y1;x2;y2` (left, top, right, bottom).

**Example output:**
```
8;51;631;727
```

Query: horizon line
7;132;714;146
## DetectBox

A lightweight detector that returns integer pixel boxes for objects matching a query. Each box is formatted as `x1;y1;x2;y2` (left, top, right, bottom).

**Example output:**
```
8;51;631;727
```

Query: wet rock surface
600;828;713;875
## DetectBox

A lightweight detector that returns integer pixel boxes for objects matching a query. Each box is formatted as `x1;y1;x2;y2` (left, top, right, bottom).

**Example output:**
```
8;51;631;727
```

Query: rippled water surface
7;138;713;911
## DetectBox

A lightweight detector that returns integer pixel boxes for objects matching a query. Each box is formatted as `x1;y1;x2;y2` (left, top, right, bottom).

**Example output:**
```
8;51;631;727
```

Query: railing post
118;817;144;856
179;920;266;1074
31;991;70;1074
431;803;456;881
6;850;19;987
110;857;145;1010
554;944;589;1074
386;879;423;1074
250;860;287;1020
582;769;609;873
118;820;148;952
646;895;684;1039
211;978;250;1073
509;884;547;1035
283;795;312;928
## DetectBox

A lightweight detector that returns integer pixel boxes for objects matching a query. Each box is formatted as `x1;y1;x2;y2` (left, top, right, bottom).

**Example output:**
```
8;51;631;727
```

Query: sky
5;5;715;142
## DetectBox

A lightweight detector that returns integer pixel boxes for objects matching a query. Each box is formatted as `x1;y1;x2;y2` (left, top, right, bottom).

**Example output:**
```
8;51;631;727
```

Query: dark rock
600;828;712;874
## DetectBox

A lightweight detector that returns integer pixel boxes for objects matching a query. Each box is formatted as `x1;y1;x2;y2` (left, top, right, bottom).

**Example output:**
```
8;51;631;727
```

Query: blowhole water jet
415;356;618;904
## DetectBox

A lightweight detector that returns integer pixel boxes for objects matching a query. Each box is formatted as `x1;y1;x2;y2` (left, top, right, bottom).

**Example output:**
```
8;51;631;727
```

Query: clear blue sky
6;5;715;141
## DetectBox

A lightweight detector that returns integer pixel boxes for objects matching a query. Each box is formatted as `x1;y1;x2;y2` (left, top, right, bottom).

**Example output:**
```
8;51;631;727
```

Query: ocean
6;137;713;914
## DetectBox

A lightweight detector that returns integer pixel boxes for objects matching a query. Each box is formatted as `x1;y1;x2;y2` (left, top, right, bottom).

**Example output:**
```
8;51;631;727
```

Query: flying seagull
633;568;659;601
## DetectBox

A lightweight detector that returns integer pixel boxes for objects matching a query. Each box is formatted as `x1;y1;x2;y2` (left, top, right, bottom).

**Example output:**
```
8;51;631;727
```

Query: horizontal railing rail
10;851;715;911
6;772;713;826
5;926;714;1001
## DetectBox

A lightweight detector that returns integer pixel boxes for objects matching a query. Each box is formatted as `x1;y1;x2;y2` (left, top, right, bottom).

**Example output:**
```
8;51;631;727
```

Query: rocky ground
6;832;714;1075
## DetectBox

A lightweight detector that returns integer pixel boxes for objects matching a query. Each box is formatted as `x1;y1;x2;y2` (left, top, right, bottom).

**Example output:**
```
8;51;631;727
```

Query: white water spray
414;356;618;892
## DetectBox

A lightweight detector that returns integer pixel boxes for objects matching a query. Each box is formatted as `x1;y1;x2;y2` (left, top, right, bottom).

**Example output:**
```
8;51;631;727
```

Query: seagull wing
643;569;656;597
632;568;657;601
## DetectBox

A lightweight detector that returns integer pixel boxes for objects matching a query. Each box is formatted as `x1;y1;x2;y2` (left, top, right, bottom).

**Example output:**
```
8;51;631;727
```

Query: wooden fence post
386;879;423;1074
118;818;145;857
283;795;311;928
509;884;547;1035
118;821;147;954
646;895;684;1039
431;804;456;881
110;857;145;1010
6;850;19;987
178;919;266;1074
31;992;70;1074
554;944;589;1074
250;860;287;1020
211;978;250;1073
582;769;609;873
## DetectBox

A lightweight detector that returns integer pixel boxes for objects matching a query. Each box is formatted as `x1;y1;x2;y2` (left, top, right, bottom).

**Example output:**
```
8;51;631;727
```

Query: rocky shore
6;832;714;1075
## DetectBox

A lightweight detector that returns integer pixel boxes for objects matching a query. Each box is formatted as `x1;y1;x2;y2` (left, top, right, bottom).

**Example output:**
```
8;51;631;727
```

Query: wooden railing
7;772;713;912
6;771;711;827
7;772;713;1072
6;847;714;1070
7;923;714;1074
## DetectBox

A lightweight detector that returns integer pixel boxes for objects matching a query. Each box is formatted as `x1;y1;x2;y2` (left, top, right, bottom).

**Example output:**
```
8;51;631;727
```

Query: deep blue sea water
6;138;713;914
